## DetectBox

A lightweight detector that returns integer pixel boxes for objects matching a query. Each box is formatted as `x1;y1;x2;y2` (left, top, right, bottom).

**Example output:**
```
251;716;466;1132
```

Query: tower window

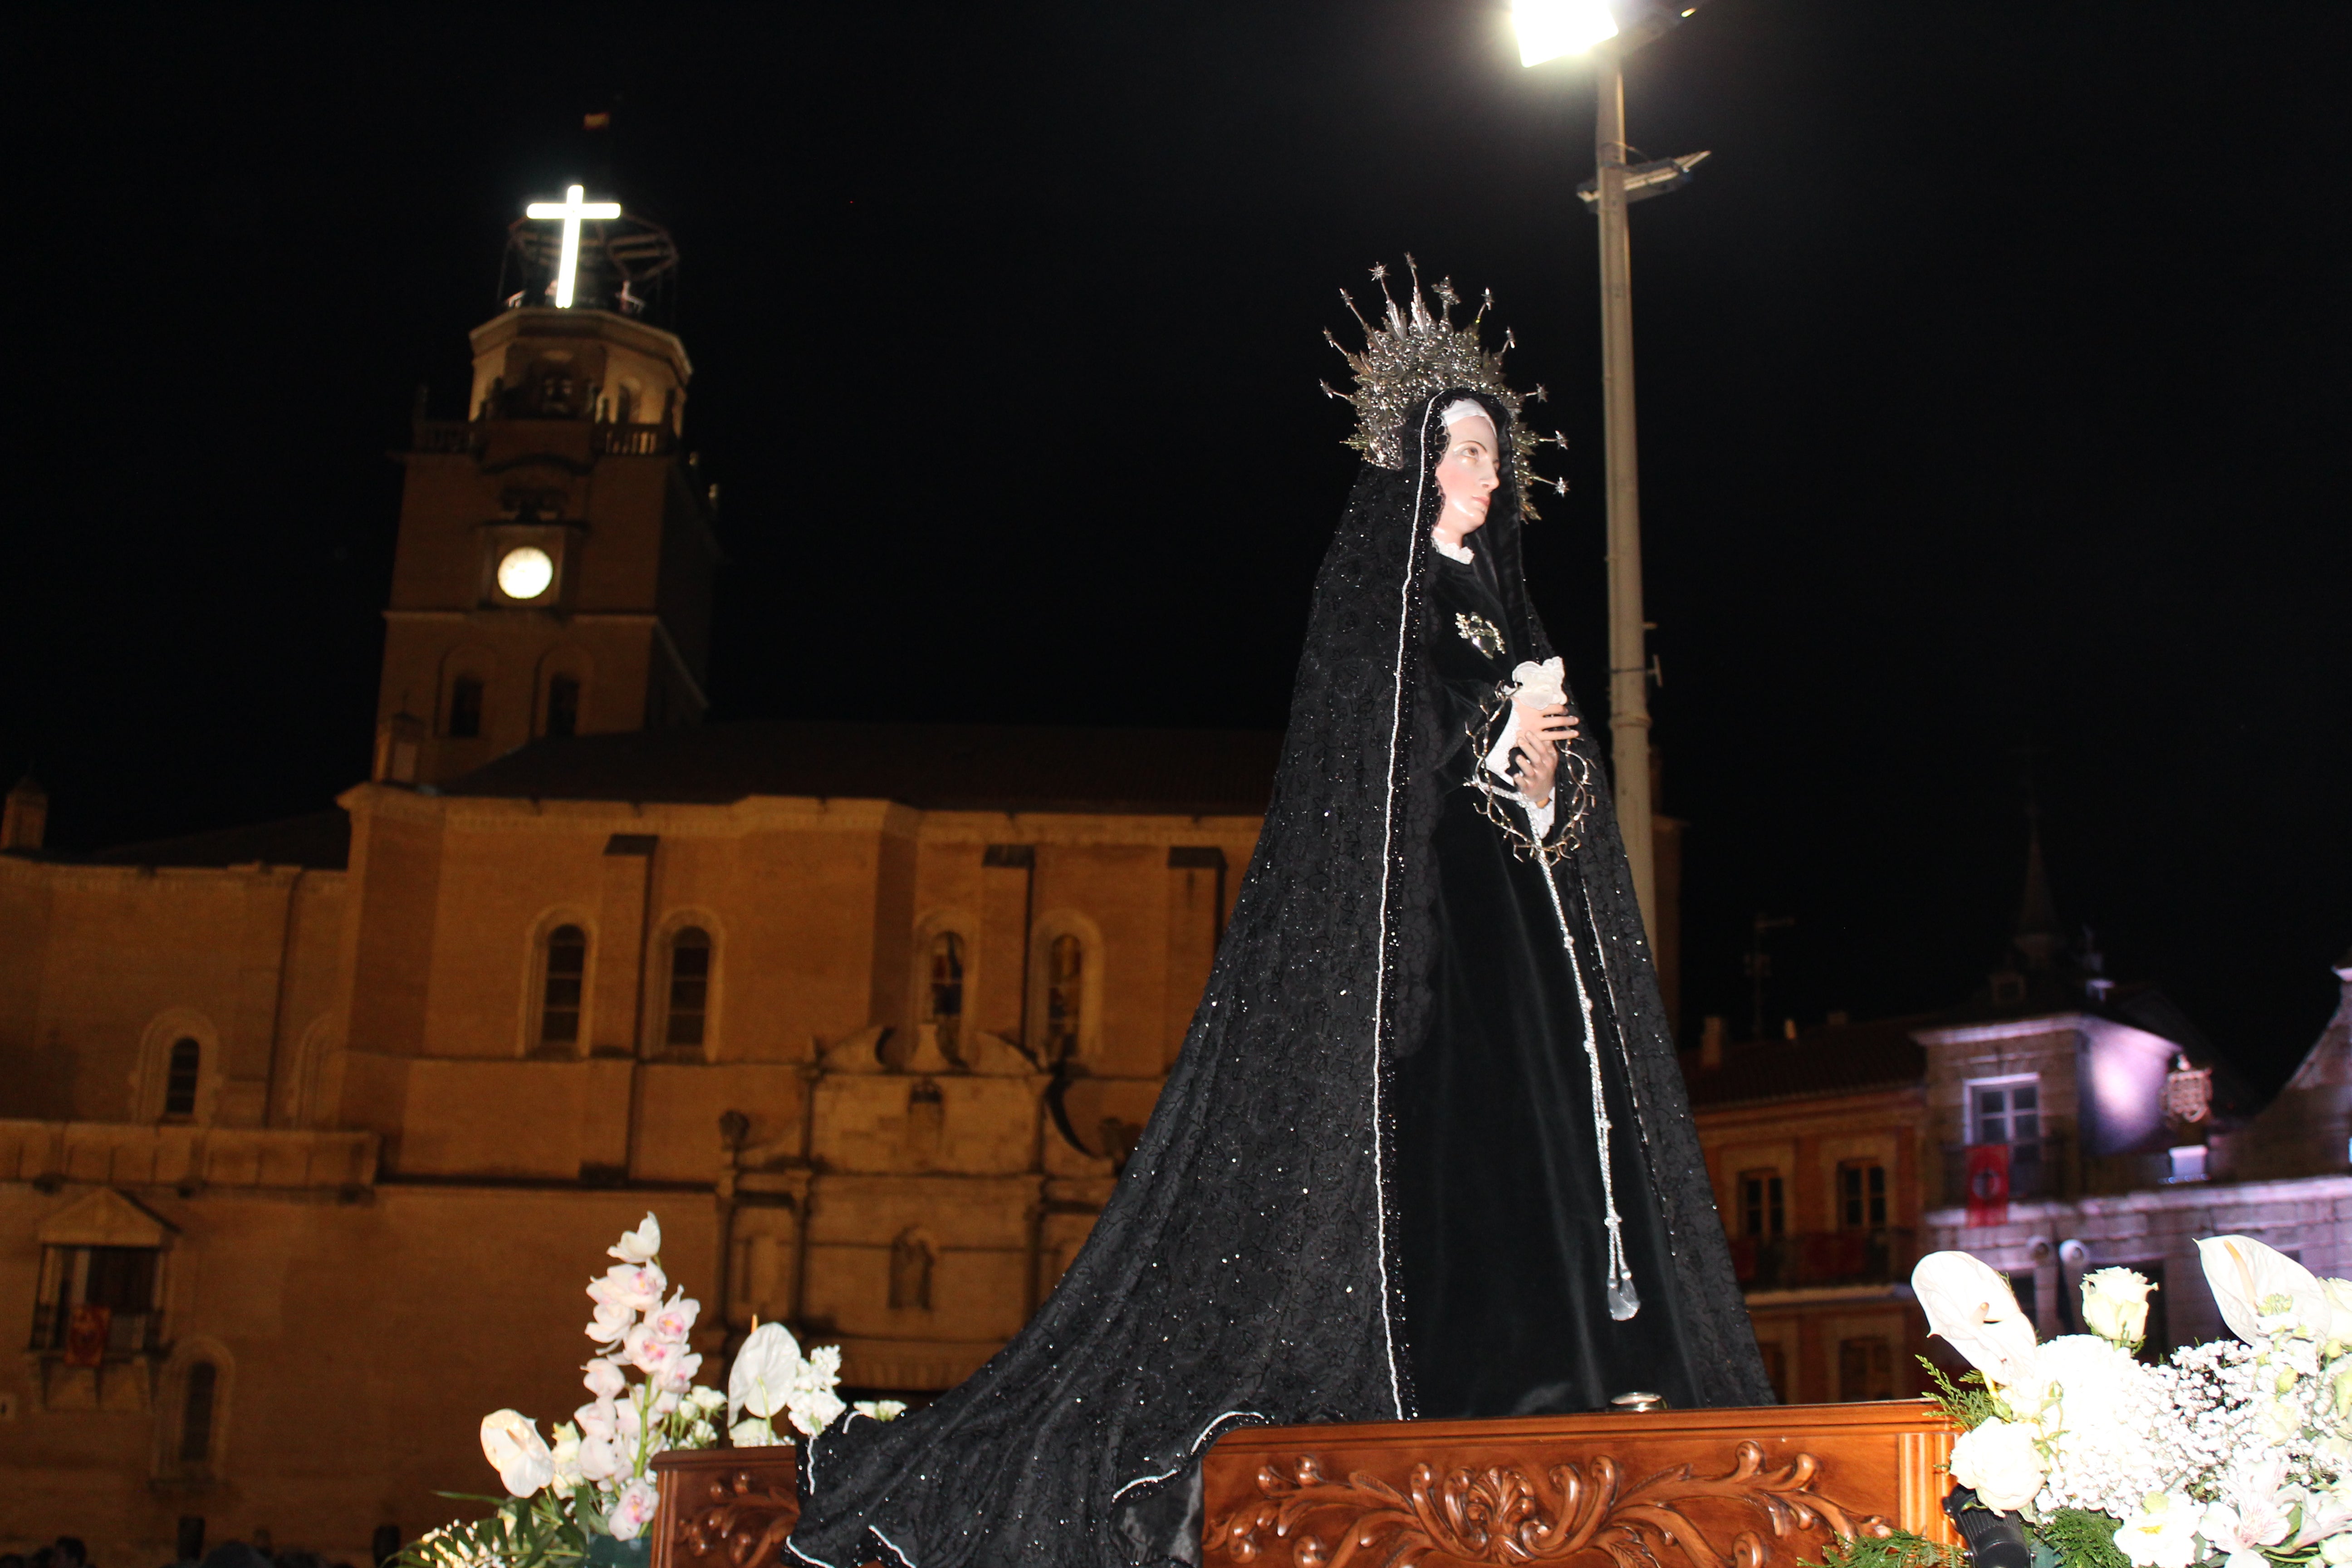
180;1361;218;1463
446;677;484;739
162;1038;201;1119
923;931;966;1059
1838;1160;1887;1230
1043;934;1083;1063
541;926;587;1046
546;676;580;738
665;928;711;1049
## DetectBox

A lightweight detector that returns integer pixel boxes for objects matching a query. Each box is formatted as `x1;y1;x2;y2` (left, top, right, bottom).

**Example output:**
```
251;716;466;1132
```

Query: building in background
0;287;1273;1566
1681;836;2352;1402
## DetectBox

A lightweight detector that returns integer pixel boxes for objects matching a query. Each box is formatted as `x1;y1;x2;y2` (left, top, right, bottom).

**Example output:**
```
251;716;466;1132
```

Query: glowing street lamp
1514;0;1618;65
523;185;622;308
1511;0;1708;946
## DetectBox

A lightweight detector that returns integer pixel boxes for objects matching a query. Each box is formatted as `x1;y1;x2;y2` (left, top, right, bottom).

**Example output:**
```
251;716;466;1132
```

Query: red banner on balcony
1964;1143;2011;1227
62;1303;111;1367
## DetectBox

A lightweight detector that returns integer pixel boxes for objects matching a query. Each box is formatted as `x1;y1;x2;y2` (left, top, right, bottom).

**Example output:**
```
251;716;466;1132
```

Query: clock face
497;546;556;601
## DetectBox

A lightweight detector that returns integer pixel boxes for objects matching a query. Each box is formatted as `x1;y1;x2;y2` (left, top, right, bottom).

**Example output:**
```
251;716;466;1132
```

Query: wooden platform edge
1201;1399;1960;1568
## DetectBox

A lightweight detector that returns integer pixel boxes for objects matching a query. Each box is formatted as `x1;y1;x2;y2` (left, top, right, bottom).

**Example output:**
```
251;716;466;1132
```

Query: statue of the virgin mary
789;266;1770;1568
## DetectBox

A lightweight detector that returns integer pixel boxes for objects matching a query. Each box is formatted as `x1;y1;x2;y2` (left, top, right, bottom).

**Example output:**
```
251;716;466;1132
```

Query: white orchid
1912;1250;2040;1388
608;1212;662;1264
479;1409;555;1498
2198;1235;2328;1345
606;1477;660;1542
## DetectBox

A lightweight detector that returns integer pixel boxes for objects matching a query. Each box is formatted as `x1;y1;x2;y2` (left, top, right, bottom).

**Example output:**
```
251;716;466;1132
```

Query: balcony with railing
407;420;676;458
1731;1227;1917;1294
1938;1134;2073;1206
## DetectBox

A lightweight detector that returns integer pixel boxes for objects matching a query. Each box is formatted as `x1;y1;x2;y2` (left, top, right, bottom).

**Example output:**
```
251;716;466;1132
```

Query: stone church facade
0;304;1270;1563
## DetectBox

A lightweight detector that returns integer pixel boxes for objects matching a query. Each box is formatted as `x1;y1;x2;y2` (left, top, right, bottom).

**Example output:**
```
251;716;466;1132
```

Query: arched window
1043;935;1083;1063
545;676;581;738
446;677;484;739
541;926;587;1046
162;1039;201;1119
180;1361;218;1463
664;928;711;1049
922;931;965;1059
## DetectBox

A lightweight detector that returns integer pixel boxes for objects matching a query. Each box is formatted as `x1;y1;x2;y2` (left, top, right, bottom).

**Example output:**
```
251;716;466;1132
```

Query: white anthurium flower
1912;1251;2040;1388
2080;1267;2155;1349
1949;1417;2045;1513
609;1212;662;1265
480;1409;556;1497
2115;1493;2202;1568
2198;1235;2328;1345
728;1319;804;1423
2322;1277;2352;1356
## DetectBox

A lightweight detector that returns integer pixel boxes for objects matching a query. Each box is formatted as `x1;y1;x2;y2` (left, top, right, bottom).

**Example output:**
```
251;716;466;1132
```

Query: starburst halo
1322;256;1568;515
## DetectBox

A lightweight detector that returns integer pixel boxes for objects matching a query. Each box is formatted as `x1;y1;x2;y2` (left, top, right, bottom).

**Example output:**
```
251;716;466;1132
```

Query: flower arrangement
722;1318;903;1446
1903;1233;2350;1568
399;1213;884;1568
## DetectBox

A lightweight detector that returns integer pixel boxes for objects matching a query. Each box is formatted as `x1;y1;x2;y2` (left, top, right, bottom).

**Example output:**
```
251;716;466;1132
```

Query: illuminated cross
523;185;622;308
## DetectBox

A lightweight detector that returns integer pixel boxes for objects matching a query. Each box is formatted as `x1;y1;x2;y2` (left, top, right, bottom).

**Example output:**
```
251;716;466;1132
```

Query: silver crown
1323;257;1568;514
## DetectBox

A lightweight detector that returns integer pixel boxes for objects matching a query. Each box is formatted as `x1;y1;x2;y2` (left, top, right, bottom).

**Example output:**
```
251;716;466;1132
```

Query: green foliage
395;1488;601;1568
1801;1529;1965;1568
2037;1509;2130;1568
1918;1356;2000;1431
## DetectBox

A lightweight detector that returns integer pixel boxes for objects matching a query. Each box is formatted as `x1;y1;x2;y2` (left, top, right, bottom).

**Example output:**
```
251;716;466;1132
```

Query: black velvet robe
1396;549;1704;1416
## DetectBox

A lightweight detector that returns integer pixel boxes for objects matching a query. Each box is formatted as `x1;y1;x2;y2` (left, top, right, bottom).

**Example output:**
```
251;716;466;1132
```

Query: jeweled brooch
1455;612;1504;659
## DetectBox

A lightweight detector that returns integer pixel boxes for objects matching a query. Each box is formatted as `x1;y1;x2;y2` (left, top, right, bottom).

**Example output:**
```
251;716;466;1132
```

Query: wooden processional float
649;1400;1962;1568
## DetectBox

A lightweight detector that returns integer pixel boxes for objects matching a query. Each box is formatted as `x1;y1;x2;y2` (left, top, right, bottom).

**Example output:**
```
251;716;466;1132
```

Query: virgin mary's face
1434;414;1500;539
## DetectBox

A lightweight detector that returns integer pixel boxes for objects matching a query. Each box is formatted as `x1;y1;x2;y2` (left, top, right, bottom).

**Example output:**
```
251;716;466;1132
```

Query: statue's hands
1511;700;1578;805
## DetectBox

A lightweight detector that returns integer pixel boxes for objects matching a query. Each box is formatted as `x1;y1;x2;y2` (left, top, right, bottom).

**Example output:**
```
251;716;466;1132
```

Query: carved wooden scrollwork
670;1465;803;1568
1202;1440;1892;1568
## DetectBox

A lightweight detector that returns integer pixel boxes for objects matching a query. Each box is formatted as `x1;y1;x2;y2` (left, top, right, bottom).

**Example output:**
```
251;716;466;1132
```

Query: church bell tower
375;194;717;787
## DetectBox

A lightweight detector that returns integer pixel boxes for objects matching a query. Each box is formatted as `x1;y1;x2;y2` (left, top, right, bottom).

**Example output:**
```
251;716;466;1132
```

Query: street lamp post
1514;0;1708;948
1591;53;1656;942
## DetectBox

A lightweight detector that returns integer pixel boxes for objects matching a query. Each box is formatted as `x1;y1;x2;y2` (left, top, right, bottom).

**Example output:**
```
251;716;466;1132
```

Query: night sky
8;4;2346;1090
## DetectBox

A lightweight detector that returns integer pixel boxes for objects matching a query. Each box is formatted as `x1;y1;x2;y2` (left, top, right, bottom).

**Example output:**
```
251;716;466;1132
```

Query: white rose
2081;1267;2154;1349
480;1409;555;1497
728;1415;782;1447
609;1212;662;1264
2115;1493;2201;1568
2322;1536;2352;1568
853;1399;907;1422
1950;1418;2045;1513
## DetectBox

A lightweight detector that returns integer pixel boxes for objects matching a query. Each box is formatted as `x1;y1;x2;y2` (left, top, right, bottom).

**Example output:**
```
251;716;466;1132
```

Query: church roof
1679;1015;1933;1110
83;809;353;870
436;720;1285;816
